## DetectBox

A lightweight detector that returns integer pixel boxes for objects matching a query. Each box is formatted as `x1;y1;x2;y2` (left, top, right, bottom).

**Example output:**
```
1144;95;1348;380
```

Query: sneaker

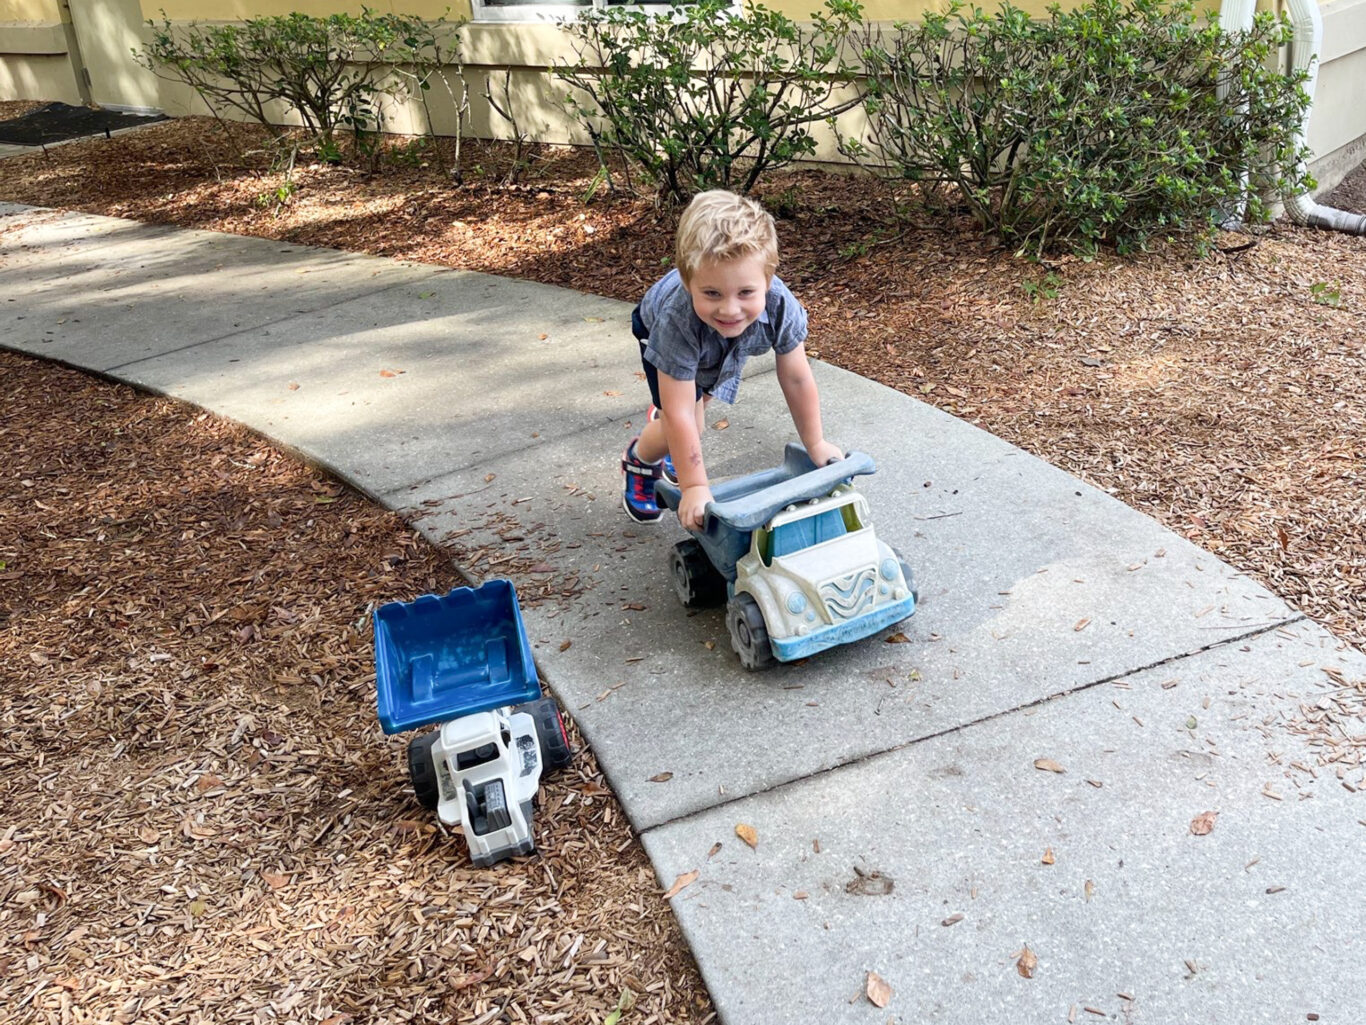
621;438;663;524
646;405;679;485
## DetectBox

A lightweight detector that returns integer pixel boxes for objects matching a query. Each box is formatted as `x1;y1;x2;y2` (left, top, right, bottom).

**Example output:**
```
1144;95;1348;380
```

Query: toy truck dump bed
373;579;541;734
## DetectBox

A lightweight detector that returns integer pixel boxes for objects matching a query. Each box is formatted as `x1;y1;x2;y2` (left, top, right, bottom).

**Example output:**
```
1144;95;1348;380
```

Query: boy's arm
658;372;713;531
775;344;843;466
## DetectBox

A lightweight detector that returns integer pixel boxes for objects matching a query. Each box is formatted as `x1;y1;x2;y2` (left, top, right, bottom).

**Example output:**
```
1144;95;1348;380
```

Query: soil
1322;157;1366;216
0;113;1363;1022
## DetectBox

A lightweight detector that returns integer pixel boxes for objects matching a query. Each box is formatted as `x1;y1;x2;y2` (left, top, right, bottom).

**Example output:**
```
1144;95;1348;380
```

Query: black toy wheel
726;592;776;671
670;538;727;608
407;731;440;810
516;697;573;774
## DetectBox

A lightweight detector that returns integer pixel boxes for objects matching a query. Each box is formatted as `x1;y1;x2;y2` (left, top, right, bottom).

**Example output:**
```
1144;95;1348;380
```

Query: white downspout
1280;0;1366;232
1218;0;1259;225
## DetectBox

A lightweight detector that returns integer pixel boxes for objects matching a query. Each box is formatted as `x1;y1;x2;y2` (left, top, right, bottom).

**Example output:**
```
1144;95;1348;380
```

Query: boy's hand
808;440;844;467
678;484;714;531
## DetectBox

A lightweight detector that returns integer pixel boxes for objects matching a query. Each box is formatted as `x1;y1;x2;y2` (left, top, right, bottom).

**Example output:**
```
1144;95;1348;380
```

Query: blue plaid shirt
637;269;808;404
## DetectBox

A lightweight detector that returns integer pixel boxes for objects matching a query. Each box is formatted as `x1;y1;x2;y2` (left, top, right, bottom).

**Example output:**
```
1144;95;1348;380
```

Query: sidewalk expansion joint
629;613;1309;836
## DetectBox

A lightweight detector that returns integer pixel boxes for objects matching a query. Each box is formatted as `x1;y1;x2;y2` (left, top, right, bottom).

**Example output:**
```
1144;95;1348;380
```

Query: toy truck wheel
516;697;573;774
892;547;919;604
407;731;440;810
726;593;776;671
670;538;727;608
900;559;918;604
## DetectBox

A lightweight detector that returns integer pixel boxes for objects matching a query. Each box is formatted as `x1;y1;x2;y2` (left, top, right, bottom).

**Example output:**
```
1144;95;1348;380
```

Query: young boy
621;190;843;530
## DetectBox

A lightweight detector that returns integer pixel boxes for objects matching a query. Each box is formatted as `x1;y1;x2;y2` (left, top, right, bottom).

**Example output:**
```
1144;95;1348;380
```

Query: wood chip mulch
0;352;714;1024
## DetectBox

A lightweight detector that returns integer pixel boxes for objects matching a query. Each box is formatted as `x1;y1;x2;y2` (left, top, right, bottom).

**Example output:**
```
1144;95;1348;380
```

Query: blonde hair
675;190;779;285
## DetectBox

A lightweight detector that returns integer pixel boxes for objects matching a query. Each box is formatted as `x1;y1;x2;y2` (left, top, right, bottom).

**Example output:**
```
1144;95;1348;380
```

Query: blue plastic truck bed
373;580;540;734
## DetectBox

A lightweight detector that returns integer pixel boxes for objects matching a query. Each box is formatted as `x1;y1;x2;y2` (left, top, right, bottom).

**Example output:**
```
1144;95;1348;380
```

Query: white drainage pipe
1280;0;1366;232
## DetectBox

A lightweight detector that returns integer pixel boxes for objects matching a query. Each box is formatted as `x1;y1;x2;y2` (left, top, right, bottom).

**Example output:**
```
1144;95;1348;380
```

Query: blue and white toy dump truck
374;580;571;867
656;444;918;670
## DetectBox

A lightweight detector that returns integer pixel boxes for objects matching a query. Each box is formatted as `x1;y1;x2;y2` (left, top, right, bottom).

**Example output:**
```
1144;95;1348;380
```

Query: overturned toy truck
374;581;571;866
656;445;917;670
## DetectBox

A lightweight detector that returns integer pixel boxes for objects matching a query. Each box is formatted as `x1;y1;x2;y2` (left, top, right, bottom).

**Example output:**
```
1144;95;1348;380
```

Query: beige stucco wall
0;51;80;102
0;0;62;20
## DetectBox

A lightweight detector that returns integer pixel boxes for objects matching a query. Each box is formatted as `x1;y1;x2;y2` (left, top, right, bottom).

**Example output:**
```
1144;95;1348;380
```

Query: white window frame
470;0;681;25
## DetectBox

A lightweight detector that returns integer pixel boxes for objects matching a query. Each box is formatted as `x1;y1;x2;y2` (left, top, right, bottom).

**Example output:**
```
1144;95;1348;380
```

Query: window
472;0;677;24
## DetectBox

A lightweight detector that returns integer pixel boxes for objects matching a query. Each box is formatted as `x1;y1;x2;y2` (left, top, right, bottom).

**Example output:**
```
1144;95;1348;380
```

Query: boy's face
686;254;770;339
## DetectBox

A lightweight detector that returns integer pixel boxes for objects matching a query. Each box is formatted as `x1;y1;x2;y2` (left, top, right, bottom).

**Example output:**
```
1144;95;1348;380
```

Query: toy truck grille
819;566;878;621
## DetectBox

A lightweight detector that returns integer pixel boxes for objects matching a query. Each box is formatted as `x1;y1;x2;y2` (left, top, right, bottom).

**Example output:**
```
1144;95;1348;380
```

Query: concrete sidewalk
4;202;1363;1024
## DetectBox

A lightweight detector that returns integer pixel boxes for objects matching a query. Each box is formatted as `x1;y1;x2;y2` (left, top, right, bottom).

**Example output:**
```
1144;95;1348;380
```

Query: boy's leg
639;394;708;465
622;331;667;523
644;405;678;485
621;432;663;523
636;415;669;464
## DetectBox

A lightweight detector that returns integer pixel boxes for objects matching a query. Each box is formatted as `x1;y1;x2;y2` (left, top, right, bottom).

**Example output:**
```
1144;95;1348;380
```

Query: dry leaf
603;390;620;397
1084;879;1095;902
1033;758;1066;774
379;369;398;378
1016;945;1038;978
1190;810;1218;835
648;772;674;783
707;842;722;859
558;639;571;651
1041;847;1055;865
735;823;758;849
261;871;290;890
537;333;548;340
287;381;300;390
885;632;910;643
712;419;730;430
1276;525;1289;551
865;971;892;1008
662;870;698;900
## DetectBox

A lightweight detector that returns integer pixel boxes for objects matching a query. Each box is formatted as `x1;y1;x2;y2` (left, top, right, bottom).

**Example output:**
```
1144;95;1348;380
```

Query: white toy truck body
730;485;915;666
656;446;917;670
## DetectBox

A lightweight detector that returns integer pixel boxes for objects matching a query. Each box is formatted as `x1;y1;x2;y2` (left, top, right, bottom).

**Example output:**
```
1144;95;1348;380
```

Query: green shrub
137;9;462;165
845;0;1312;257
555;0;863;203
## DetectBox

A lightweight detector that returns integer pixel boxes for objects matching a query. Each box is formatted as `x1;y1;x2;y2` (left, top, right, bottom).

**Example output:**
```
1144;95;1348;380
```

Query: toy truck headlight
880;558;899;582
786;591;807;615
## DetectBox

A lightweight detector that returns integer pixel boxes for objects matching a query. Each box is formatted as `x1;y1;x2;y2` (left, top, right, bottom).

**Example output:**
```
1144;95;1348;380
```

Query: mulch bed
0;352;713;1024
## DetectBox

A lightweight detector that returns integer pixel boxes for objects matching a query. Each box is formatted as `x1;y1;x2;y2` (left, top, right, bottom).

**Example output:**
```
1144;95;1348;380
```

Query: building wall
1;0;1363;192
